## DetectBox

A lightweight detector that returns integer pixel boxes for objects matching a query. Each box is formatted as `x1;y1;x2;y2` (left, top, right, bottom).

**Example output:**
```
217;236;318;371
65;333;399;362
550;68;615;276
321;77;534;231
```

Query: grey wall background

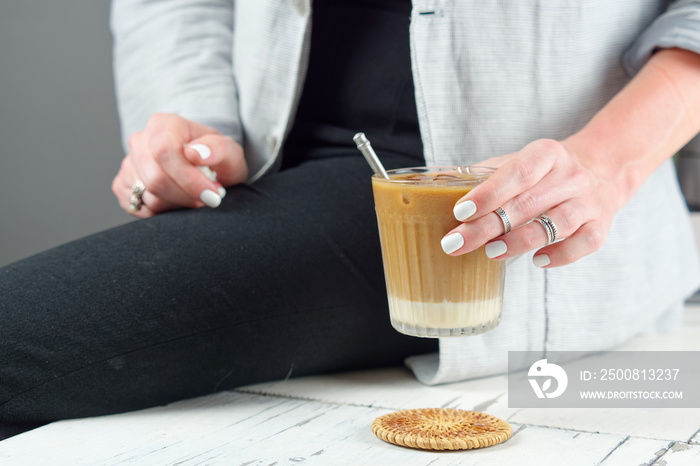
0;1;130;267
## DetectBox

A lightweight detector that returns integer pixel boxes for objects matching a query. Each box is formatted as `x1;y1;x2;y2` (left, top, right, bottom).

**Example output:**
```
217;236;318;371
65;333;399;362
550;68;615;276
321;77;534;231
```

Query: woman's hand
112;113;248;218
440;139;620;268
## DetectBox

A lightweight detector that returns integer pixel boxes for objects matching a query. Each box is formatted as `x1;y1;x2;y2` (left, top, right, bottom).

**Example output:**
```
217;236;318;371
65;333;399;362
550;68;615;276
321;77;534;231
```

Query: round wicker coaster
371;408;512;451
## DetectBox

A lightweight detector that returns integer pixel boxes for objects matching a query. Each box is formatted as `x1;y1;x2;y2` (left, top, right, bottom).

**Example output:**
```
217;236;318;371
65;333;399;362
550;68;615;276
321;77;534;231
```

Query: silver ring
535;215;558;245
129;179;146;213
495;207;512;234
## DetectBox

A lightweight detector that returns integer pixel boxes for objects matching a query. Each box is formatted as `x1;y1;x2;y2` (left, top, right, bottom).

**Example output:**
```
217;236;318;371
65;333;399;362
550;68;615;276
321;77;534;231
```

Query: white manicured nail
218;187;227;198
485;240;507;258
190;143;212;160
197;165;218;182
200;189;222;208
453;200;477;221
441;233;464;254
533;254;551;268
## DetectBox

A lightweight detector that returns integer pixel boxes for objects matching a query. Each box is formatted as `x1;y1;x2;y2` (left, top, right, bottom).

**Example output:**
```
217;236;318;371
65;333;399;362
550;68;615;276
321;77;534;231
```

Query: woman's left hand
440;138;621;268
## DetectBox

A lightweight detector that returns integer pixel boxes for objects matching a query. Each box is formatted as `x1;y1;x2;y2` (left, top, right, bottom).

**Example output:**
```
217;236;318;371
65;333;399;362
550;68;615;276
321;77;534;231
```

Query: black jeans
0;152;436;429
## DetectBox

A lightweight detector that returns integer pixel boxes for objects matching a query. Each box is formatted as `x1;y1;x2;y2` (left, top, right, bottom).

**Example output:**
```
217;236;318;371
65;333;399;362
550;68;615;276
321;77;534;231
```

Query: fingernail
190;143;212;160
533;254;551;268
454;200;477;221
218;187;227;198
197;165;218;182
485;240;507;258
200;189;222;208
441;233;464;254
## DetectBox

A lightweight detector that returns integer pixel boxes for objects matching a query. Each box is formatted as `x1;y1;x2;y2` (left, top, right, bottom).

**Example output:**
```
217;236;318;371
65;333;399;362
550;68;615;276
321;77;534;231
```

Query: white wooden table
1;305;699;466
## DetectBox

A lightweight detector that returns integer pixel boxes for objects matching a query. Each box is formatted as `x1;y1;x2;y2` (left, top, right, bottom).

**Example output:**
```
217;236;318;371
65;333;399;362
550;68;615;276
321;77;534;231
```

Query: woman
1;0;699;436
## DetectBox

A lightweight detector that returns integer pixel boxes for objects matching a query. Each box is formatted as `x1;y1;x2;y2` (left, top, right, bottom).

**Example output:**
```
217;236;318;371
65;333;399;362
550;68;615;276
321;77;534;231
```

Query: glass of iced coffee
372;166;505;338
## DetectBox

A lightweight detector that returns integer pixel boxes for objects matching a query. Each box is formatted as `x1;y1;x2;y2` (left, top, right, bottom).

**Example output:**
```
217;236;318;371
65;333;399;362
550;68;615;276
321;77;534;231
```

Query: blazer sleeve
623;0;700;76
110;0;242;151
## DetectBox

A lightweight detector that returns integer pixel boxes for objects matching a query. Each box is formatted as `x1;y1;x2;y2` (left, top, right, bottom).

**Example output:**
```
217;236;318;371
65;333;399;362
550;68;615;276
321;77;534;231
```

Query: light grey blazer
111;0;700;384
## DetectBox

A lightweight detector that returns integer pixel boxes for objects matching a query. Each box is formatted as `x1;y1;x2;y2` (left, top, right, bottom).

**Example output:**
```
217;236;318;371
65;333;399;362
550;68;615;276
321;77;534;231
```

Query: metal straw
353;132;389;179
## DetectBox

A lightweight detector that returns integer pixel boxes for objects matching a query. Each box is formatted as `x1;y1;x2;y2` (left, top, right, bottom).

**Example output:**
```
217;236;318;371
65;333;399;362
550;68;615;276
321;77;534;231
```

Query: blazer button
291;0;307;16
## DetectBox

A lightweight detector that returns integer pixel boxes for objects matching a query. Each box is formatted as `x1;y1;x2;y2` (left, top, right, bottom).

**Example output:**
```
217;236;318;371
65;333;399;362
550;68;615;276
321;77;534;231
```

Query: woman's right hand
112;113;248;218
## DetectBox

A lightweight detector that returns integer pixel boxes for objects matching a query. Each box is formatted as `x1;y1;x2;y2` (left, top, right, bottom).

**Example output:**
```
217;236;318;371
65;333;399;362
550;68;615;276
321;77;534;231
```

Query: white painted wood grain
598;437;673;465
506;406;700;442
239;367;518;415
690;428;700;445
0;393;631;466
647;441;700;466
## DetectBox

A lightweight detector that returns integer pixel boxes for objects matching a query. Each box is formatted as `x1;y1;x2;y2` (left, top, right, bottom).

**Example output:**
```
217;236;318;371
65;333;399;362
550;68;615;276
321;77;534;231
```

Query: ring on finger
129;179;146;213
494;207;512;234
535;215;558;245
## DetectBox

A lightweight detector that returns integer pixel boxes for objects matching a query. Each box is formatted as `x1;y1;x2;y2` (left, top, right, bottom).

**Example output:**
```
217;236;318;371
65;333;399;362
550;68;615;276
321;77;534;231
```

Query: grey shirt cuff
623;4;700;76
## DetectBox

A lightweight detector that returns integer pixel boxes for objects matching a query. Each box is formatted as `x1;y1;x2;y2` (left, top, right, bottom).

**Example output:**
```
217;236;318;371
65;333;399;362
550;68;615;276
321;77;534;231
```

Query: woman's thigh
0;153;436;423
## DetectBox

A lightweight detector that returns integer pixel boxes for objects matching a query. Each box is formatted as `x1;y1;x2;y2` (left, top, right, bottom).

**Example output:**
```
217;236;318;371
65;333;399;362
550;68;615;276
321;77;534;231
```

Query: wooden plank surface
240;367;513;412
637;441;700;466
0;307;698;465
506;406;700;442
597;437;684;465
0;392;634;466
